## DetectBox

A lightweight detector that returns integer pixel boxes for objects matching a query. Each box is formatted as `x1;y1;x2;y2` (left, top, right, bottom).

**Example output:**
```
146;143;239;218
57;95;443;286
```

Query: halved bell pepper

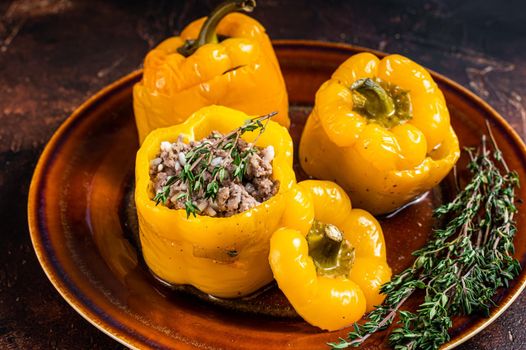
299;53;460;214
269;180;391;331
135;105;308;298
133;0;289;144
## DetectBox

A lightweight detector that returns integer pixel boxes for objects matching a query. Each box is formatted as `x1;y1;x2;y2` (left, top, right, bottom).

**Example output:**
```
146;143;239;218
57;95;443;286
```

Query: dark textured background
0;0;525;349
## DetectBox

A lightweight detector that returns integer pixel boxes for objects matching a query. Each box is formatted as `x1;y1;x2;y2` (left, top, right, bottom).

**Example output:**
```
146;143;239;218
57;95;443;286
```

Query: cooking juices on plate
131;0;466;340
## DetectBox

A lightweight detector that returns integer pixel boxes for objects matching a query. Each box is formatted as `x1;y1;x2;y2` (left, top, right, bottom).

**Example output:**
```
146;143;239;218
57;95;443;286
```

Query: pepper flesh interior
306;220;355;278
351;77;412;128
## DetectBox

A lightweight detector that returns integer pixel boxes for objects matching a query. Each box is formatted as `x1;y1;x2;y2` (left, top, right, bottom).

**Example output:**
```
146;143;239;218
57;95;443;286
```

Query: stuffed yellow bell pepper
133;0;289;144
136;105;308;298
299;53;460;214
269;180;391;331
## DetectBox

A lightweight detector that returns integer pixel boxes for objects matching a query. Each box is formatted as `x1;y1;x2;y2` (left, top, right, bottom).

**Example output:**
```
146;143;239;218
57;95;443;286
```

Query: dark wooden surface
0;0;524;349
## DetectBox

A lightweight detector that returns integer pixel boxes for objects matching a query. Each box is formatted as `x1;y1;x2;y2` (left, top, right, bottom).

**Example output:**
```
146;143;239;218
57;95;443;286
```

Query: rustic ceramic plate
28;41;526;349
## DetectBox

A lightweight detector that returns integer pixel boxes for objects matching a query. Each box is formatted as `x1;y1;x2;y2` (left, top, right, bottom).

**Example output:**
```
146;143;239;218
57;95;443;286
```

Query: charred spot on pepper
222;65;247;75
351;77;412;128
227;249;239;257
193;245;240;263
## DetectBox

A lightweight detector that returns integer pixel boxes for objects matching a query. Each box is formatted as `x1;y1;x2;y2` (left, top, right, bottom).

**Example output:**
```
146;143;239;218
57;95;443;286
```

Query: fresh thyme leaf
153;175;177;205
184;200;198;218
175;192;187;200
205;181;219;199
233;166;243;181
233;151;241;166
165;175;178;186
218;167;226;182
330;123;521;350
193;177;202;191
153;191;166;205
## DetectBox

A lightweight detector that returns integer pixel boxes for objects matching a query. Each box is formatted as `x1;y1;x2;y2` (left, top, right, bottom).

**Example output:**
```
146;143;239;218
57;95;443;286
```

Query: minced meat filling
149;132;279;217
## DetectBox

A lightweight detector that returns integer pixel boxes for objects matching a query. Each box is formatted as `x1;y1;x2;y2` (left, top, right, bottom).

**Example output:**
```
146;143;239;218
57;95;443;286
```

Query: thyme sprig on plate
330;123;521;350
153;111;276;217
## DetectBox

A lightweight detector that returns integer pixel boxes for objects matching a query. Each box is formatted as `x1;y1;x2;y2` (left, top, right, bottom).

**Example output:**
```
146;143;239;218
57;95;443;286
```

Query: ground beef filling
149;132;279;217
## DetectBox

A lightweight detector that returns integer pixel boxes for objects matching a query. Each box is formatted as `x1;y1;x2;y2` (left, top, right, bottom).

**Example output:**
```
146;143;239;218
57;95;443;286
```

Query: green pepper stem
177;0;256;57
197;0;255;46
351;78;396;119
307;222;343;267
306;220;355;277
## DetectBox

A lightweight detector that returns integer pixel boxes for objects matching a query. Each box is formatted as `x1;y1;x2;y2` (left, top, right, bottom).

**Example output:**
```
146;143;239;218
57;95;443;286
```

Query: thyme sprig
153;111;276;218
330;123;521;350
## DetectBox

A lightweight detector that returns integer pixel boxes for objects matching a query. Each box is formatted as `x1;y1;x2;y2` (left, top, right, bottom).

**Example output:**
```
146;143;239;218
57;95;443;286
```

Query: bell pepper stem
307;220;355;277
307;222;343;267
178;0;256;57
197;0;255;46
351;78;396;119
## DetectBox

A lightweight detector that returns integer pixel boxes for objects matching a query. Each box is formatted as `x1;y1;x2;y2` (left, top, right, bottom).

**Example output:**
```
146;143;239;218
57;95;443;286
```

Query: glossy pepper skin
136;106;307;298
269;180;391;331
133;6;289;144
299;53;460;214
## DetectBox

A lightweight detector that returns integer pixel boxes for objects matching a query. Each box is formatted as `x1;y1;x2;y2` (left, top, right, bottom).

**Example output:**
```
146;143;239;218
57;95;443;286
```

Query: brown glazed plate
28;41;526;349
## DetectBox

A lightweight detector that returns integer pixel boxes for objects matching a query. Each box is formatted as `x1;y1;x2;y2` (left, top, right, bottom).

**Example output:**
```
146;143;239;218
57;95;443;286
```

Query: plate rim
27;39;526;350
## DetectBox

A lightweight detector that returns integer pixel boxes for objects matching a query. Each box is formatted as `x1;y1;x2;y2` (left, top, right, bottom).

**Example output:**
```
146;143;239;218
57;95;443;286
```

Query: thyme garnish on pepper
153;111;276;218
330;123;521;350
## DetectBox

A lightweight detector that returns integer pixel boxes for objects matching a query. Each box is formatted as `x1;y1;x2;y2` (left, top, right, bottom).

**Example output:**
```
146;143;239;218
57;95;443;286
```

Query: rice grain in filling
149;132;279;217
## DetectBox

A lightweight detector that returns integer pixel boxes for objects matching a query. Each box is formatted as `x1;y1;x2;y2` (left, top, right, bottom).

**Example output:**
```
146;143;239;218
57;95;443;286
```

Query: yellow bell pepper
135;105;307;298
269;180;391;331
299;53;460;214
133;0;289;144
